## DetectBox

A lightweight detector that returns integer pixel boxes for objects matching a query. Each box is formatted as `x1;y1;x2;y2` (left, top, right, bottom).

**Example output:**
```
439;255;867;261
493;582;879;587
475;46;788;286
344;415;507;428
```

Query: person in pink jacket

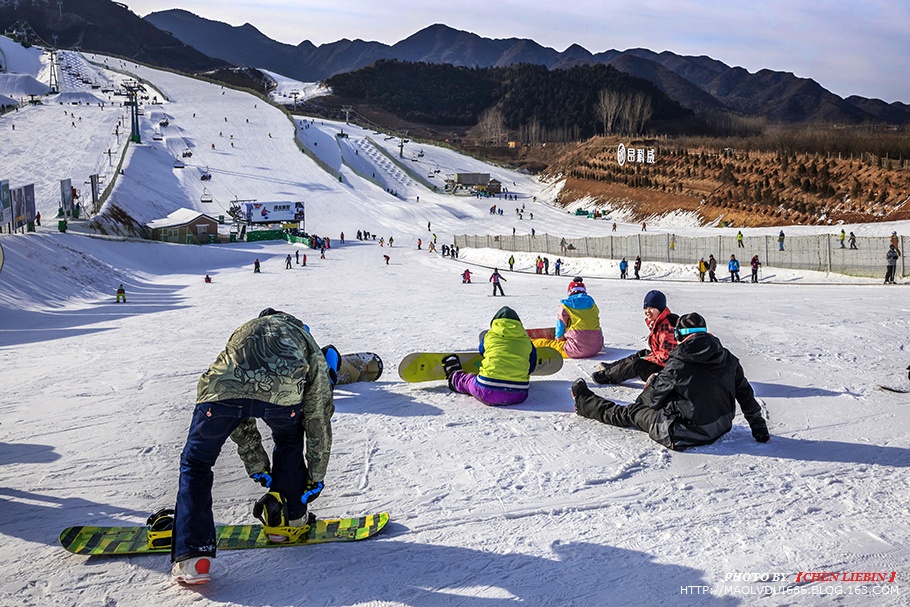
531;277;604;358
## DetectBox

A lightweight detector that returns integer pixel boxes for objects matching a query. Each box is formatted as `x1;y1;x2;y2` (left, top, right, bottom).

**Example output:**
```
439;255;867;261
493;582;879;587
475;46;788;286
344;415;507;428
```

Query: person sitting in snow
530;277;603;359
442;306;537;406
592;290;677;385
571;312;770;450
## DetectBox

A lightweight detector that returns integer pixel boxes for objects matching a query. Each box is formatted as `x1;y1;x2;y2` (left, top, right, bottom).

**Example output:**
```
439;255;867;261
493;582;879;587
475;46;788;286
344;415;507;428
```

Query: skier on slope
593;290;677;385
441;306;537;406
489;268;506;296
462;269;472;283
530;277;603;359
171;308;334;585
571;312;770;450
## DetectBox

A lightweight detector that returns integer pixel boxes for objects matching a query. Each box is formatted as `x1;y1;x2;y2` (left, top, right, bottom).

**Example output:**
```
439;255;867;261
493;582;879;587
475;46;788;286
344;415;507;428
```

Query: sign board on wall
617;143;656;166
240;201;305;224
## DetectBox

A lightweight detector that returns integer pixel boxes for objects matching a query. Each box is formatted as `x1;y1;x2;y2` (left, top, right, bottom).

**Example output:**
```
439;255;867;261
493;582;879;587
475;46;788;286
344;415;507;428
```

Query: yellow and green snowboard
60;512;389;556
398;347;563;382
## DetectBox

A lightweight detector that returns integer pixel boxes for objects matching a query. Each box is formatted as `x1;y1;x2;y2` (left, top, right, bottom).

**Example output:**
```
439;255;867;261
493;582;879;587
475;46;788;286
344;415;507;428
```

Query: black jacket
640;332;768;450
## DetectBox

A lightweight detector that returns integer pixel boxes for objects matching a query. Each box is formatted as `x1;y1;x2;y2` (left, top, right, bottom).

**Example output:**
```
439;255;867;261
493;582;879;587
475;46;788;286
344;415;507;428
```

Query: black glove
301;480;324;505
251;469;272;488
636;349;650;358
752;429;770;443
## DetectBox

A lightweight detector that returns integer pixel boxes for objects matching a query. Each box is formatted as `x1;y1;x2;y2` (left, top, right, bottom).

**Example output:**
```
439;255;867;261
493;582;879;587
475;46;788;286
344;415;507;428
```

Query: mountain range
144;11;910;125
2;1;908;125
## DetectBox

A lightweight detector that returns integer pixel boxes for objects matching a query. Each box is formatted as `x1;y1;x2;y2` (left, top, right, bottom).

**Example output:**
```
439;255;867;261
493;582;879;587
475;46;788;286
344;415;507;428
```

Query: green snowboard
398;347;563;382
60;512;389;556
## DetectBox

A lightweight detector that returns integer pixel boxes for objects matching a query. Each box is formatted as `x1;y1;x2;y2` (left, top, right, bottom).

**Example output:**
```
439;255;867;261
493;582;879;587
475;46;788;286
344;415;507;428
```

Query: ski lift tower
342;105;353;125
398;130;409;158
122;81;146;144
47;43;59;93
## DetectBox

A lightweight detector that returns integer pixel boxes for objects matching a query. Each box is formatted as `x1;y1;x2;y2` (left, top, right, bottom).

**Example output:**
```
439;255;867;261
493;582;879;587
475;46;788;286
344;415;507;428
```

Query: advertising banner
241;201;305;224
0;180;10;225
60;178;73;213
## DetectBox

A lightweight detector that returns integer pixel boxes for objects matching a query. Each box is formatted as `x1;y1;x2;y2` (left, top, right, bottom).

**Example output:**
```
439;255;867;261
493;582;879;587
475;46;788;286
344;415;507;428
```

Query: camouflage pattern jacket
196;313;334;482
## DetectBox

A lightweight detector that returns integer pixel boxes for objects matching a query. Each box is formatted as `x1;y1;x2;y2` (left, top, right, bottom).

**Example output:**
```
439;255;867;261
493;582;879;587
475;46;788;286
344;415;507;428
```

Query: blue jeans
172;399;306;562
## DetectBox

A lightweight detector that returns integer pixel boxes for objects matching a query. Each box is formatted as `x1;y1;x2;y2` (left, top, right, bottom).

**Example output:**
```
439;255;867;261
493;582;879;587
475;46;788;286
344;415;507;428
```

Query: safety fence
454;232;906;279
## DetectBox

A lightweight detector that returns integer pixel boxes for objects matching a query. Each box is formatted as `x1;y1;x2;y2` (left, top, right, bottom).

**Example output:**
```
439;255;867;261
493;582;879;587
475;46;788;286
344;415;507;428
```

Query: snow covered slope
0;49;908;607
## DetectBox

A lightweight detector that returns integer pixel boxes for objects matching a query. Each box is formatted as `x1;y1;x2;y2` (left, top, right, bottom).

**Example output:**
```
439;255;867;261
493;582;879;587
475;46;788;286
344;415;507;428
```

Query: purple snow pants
450;371;528;406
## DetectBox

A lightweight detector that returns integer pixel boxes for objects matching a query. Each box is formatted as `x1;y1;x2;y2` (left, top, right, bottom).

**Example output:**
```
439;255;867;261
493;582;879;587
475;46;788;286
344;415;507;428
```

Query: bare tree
520;117;543;144
476;107;506;145
595;88;623;135
618;91;653;135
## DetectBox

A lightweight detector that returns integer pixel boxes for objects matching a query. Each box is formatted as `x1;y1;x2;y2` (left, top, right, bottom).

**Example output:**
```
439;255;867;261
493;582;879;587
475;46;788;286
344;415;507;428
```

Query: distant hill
326;60;700;138
143;13;910;125
0;0;225;73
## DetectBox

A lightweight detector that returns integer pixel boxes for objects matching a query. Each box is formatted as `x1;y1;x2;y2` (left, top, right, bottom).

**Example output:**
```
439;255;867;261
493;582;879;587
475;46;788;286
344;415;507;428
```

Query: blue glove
301;480;324;505
251;470;272;488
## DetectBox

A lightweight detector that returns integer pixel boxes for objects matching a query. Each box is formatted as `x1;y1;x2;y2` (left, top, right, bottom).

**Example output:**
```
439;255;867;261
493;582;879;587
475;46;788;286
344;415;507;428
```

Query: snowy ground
1;40;909;606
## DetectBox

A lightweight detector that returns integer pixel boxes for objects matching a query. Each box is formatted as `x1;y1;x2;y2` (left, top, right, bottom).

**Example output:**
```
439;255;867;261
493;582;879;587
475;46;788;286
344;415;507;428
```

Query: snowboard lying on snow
336;352;383;385
60;512;390;556
398;347;563;382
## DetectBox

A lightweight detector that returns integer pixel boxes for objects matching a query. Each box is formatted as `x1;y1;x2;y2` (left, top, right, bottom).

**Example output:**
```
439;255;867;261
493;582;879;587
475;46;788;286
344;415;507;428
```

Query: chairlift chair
173;158;185;169
200;188;213;203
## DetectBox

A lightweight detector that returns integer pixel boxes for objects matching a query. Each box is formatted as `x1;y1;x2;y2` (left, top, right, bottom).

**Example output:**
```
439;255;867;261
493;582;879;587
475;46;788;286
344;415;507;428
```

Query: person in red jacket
592;290;677;385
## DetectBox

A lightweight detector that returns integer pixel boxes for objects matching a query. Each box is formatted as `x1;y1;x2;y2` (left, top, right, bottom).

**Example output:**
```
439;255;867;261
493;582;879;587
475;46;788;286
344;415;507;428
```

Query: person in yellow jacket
442;306;537;406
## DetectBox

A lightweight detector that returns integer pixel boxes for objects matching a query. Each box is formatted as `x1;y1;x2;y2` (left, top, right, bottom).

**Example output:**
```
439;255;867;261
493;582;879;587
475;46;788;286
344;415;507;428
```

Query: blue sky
129;0;910;103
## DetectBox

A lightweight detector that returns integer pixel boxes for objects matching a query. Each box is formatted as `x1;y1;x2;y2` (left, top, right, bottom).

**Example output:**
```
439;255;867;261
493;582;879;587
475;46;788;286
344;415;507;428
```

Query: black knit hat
677;312;707;330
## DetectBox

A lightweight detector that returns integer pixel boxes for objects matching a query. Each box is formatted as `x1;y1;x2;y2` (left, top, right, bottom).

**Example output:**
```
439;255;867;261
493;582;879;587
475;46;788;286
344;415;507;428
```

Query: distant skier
554;258;562;276
383;254;390;265
508;255;515;271
885;244;900;284
285;254;292;269
489;268;506;296
849;232;857;249
253;259;261;273
204;275;212;283
115;284;126;303
750;255;761;282
708;254;718;282
441;306;536;406
531;277;603;359
728;255;741;282
462;269;472;283
619;258;628;279
634;256;642;280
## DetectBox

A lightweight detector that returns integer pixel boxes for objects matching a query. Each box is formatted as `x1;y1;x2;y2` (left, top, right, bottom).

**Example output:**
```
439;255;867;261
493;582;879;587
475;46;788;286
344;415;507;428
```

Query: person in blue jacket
619;258;628;279
728;255;741;282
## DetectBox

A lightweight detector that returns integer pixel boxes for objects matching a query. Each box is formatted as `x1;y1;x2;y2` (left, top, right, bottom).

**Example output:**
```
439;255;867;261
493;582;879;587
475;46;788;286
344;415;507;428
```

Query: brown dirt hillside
539;136;910;226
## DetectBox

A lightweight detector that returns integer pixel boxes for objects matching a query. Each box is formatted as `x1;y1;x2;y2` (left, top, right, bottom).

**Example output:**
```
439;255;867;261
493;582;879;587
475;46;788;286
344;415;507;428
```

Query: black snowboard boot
591;362;616;385
441;354;462;391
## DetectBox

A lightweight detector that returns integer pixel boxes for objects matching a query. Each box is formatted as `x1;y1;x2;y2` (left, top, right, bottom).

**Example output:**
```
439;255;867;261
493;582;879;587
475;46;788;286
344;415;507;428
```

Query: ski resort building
147;208;219;244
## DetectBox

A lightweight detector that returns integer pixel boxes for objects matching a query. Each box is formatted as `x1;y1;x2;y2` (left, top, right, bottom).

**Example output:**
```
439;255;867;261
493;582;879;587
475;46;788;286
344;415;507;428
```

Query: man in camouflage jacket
172;308;334;573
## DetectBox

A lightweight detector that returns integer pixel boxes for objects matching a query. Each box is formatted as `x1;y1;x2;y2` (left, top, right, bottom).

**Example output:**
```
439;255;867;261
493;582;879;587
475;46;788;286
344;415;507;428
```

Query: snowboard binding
253;491;315;543
146;507;175;549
